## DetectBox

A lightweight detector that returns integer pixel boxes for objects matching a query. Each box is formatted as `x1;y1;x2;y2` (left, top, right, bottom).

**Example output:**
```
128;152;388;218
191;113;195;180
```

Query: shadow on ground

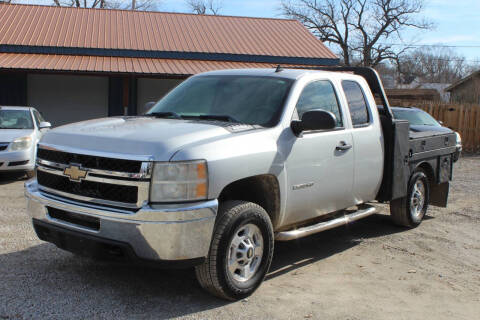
268;213;410;279
0;213;411;319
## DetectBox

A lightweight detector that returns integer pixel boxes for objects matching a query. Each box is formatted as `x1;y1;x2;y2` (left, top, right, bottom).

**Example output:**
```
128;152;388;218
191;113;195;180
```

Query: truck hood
40;117;245;161
0;129;34;142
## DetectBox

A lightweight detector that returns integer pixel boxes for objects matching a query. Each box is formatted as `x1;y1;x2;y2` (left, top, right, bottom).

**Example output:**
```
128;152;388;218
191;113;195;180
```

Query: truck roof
197;68;350;80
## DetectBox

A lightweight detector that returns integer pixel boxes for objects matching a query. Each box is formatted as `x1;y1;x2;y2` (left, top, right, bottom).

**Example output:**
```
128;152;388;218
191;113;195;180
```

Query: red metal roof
0;4;338;75
0;53;305;75
0;4;336;59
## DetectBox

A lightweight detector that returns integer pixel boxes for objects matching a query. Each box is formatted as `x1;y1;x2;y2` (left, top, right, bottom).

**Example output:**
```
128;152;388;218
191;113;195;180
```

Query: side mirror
39;121;51;129
143;101;156;114
291;109;337;136
438;120;444;126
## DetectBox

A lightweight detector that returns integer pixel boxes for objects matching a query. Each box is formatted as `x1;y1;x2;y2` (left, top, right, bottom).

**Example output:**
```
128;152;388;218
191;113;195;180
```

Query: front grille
37;170;138;204
37;148;142;173
0;143;8;151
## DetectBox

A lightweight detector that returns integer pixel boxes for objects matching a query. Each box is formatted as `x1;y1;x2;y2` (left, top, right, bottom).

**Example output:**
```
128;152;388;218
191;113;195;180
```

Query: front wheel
390;169;430;227
195;201;274;301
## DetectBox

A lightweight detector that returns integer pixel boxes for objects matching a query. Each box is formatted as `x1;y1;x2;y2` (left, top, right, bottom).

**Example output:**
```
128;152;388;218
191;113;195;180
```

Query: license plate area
47;207;100;231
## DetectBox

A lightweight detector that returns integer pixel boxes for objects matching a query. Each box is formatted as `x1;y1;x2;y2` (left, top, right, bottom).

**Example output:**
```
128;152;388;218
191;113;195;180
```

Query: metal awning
0;53;307;76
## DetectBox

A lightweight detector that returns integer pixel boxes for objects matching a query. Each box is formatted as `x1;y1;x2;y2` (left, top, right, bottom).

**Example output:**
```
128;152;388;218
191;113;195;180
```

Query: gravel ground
1;156;479;320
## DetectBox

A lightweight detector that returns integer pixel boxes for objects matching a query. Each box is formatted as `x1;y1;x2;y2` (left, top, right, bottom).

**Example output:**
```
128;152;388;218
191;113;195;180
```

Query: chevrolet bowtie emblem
64;164;88;182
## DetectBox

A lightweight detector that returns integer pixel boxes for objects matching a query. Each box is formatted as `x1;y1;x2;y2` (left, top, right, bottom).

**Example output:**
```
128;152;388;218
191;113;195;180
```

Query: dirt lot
1;156;479;320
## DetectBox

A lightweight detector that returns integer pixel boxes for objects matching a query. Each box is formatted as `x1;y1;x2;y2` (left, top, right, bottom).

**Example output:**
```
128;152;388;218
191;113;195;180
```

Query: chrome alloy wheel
227;224;264;282
410;179;426;220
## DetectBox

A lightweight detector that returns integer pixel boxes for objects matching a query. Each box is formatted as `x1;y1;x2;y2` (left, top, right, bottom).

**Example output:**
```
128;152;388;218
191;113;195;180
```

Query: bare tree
52;0;107;7
395;47;472;84
51;0;159;10
280;0;432;67
186;0;222;15
108;0;159;10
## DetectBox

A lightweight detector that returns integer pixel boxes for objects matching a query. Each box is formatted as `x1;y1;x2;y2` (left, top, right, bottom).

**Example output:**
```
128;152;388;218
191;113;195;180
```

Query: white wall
27;74;108;127
137;78;183;114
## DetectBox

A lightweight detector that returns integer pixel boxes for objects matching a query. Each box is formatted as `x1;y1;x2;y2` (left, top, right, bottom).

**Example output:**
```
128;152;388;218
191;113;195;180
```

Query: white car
0;106;51;178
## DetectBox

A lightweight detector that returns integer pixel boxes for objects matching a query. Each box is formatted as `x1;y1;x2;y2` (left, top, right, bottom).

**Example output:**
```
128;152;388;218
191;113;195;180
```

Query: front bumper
25;180;218;264
0;148;34;171
453;145;462;162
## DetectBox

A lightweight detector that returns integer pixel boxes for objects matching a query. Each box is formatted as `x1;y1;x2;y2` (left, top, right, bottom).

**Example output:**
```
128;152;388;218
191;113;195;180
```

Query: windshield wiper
193;114;241;123
145;111;183;119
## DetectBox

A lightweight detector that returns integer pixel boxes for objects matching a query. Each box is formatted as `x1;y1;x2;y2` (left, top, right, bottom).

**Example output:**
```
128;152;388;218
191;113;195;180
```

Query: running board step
275;204;376;241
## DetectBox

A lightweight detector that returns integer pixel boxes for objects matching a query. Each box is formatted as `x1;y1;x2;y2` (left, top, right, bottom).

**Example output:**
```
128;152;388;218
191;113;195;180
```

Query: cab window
295;80;343;127
342;80;370;126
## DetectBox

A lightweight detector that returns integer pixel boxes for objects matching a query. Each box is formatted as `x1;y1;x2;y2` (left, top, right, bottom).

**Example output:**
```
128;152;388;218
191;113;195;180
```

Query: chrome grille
0;142;8;151
37;170;138;204
36;147;152;209
37;148;142;173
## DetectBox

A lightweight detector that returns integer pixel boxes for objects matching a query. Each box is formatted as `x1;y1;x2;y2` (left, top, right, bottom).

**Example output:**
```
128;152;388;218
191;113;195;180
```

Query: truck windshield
0;110;34;129
146;75;293;127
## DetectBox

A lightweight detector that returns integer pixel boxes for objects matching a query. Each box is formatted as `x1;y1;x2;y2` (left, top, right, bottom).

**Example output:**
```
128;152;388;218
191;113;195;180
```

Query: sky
9;0;480;62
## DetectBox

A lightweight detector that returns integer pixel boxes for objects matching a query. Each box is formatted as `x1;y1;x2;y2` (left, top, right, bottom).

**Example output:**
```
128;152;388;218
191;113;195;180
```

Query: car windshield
392;109;441;127
146;75;293;126
0;110;34;129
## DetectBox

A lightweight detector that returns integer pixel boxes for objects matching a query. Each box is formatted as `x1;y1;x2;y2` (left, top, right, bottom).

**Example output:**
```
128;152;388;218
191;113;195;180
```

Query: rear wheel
390;169;430;227
195;201;274;301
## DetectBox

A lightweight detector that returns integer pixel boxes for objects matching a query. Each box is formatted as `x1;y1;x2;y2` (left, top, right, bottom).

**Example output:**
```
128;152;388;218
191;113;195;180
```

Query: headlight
150;160;208;202
10;136;32;151
455;132;462;148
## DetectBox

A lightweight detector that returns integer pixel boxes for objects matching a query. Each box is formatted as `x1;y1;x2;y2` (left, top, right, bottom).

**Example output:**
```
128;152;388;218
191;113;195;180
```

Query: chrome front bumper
25;180;217;262
0;148;35;171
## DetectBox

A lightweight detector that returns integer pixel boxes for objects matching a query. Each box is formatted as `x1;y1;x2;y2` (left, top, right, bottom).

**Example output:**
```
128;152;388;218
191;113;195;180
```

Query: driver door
283;80;355;226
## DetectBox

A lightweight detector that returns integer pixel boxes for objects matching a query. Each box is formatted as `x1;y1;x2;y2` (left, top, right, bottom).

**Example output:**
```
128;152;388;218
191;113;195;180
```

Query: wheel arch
415;161;436;186
218;174;281;228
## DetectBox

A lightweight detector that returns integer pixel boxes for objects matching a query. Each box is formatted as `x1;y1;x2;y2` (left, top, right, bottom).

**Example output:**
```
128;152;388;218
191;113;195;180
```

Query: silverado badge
63;164;88;182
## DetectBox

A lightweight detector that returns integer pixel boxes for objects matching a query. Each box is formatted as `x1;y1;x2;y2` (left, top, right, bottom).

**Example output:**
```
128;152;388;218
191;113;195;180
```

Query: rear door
283;80;355;226
341;80;384;203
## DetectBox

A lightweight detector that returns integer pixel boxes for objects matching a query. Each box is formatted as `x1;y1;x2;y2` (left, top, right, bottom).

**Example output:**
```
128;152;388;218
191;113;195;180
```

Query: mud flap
430;181;449;207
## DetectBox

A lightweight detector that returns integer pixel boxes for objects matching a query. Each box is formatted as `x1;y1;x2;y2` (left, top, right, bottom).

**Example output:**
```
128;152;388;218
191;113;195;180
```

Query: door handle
336;141;352;151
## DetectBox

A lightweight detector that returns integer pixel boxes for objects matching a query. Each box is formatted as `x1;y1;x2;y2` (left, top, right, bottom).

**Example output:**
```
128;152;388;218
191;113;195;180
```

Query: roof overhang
0;53;316;76
0;44;339;67
445;70;480;92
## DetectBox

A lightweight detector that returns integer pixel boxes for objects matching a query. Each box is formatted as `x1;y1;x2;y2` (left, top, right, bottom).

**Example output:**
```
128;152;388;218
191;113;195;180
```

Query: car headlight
10;136;33;151
455;132;462;148
150;160;208;202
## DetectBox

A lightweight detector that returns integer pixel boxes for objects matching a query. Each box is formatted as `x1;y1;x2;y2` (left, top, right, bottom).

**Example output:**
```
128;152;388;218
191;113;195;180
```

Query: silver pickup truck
25;67;457;300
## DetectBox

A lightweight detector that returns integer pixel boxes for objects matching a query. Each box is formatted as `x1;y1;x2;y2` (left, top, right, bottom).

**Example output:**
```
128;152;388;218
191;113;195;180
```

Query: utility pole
131;0;136;10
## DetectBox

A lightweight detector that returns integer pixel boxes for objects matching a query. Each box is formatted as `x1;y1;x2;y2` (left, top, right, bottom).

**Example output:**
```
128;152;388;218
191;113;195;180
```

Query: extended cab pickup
25;67;457;300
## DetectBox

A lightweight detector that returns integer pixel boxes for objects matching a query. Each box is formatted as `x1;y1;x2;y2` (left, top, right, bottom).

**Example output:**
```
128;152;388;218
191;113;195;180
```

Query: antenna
275;65;284;73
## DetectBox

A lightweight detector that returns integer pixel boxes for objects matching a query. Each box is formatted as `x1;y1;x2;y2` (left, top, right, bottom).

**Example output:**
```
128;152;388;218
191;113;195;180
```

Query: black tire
390;168;430;227
195;200;274;301
453;151;460;162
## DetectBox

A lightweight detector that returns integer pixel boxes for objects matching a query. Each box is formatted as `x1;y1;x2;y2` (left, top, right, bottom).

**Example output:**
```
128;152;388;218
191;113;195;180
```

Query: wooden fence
390;101;480;153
